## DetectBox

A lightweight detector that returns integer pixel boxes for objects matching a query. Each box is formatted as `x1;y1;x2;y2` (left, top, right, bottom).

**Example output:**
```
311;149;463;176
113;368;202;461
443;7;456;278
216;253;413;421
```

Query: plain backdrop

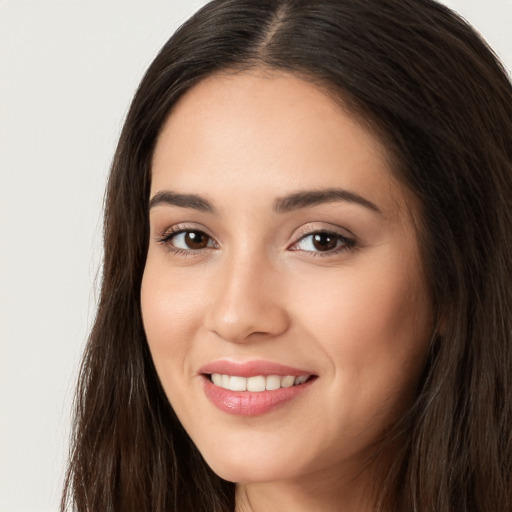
0;1;510;511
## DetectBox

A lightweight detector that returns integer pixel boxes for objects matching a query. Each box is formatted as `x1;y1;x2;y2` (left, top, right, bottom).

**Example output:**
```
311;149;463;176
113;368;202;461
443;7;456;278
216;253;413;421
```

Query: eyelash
156;225;217;257
155;225;356;258
289;230;356;256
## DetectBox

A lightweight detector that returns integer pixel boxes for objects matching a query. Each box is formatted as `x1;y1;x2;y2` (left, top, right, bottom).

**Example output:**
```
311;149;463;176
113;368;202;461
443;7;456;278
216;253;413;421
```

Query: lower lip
201;375;315;416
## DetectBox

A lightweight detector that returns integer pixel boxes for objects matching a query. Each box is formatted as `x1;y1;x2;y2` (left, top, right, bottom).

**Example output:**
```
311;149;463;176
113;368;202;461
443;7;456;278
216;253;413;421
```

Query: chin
207;458;293;484
198;440;306;484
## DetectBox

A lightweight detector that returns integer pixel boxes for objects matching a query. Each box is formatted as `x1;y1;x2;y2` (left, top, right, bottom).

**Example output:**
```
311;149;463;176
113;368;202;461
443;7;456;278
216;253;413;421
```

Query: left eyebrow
273;188;382;214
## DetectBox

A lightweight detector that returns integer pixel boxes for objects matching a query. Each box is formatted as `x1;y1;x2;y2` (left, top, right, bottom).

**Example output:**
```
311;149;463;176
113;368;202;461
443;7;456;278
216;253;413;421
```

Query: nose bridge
206;244;289;343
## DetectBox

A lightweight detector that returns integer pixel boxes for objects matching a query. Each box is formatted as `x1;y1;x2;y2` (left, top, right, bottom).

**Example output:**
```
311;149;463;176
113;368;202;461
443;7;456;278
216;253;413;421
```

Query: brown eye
311;233;338;251
292;231;354;254
183;231;210;249
167;230;215;251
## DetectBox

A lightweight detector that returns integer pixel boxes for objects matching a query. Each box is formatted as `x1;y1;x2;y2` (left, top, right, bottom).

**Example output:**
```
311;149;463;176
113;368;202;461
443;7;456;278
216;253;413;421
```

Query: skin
141;69;434;512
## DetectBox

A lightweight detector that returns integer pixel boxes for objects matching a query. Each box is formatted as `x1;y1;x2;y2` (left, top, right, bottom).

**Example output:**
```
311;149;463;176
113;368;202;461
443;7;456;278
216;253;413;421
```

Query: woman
62;0;512;511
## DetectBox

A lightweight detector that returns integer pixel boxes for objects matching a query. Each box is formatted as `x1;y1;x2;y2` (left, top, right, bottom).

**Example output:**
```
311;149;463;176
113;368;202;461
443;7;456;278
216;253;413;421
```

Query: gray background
1;1;510;510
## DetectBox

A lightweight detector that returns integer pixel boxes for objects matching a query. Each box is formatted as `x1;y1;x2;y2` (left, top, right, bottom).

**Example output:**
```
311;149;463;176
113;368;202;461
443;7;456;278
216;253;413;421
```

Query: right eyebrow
148;190;216;214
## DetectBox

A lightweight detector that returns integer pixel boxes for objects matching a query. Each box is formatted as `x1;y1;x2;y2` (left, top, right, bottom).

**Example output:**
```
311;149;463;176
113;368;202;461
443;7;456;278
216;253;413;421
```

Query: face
141;70;433;485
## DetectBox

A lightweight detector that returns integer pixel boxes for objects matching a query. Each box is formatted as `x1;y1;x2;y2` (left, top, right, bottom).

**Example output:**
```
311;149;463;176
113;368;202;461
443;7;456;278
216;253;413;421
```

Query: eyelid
156;222;214;239
287;223;357;255
155;223;219;252
154;222;357;257
291;222;355;242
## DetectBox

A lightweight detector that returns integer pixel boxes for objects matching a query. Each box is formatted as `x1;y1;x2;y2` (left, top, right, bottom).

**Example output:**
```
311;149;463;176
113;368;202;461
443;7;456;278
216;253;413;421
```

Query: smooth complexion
141;70;434;512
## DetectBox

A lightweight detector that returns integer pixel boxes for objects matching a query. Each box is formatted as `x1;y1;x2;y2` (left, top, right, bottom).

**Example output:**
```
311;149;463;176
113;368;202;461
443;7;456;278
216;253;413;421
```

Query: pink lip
199;359;316;416
199;359;312;378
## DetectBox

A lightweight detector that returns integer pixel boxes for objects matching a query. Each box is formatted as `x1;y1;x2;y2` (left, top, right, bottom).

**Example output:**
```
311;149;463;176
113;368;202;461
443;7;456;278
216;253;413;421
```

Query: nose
204;250;290;344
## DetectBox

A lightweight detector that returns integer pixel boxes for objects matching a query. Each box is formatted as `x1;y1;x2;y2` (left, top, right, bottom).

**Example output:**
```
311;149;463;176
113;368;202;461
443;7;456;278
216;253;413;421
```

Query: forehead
151;69;408;219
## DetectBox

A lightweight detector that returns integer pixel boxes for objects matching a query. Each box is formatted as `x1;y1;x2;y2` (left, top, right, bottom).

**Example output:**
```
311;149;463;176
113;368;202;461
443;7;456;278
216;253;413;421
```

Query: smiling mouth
201;370;317;416
206;373;313;392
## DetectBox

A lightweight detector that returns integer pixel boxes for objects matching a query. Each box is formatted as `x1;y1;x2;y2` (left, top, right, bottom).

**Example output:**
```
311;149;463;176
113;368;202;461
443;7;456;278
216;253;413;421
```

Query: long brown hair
62;1;512;510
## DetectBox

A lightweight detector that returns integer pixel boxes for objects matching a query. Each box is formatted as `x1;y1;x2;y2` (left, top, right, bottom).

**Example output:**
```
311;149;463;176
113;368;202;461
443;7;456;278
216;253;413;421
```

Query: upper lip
199;359;314;378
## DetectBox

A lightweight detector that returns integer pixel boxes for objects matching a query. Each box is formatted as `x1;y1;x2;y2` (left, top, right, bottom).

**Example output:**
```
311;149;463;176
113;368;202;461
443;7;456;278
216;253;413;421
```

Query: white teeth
265;375;281;390
210;373;310;391
281;375;295;388
247;375;266;392
229;376;247;391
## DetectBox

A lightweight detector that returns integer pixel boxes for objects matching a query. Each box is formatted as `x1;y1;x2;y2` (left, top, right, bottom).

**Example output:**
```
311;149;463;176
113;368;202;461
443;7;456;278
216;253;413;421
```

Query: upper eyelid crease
157;227;353;253
148;188;381;216
157;224;213;240
294;222;355;239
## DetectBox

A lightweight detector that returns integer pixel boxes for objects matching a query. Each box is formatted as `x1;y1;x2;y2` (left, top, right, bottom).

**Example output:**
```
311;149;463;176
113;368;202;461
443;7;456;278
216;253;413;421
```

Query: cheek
291;253;432;400
140;260;205;381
